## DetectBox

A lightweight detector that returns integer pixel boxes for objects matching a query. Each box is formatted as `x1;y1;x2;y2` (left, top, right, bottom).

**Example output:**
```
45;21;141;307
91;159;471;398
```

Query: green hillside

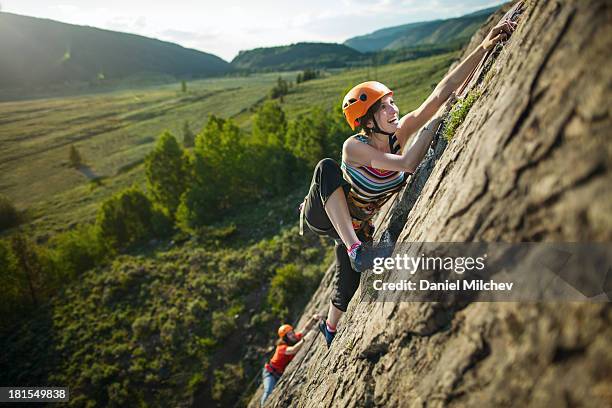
231;42;363;71
344;5;500;52
0;12;232;90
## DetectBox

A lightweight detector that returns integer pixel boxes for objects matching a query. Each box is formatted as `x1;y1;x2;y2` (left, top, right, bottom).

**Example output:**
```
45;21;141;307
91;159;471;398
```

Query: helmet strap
371;117;395;136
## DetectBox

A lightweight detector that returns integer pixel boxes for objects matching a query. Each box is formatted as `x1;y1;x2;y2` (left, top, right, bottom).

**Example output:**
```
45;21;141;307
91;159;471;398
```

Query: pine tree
145;131;190;218
251;101;295;194
181;80;187;93
252;100;287;147
10;235;43;306
69;144;82;168
182;120;195;148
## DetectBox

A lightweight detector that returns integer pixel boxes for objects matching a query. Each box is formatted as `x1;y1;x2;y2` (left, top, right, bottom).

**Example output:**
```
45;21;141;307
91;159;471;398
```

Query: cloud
105;15;148;32
49;4;79;14
159;29;219;43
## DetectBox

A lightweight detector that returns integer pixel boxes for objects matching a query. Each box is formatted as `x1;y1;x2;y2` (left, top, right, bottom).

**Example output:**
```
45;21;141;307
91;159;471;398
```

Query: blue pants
260;368;280;406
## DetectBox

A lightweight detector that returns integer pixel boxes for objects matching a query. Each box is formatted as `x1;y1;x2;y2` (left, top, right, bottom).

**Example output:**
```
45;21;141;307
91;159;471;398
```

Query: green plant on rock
442;90;481;141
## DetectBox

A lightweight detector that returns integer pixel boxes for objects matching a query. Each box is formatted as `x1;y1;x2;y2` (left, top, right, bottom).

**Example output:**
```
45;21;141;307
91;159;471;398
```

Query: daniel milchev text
370;253;514;292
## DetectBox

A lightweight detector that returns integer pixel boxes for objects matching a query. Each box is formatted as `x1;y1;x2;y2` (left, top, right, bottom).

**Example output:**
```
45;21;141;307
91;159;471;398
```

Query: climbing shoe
347;241;374;273
318;320;336;348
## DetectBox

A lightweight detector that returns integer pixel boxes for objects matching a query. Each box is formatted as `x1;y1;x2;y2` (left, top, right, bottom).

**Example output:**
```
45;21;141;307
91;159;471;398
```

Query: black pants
303;158;369;312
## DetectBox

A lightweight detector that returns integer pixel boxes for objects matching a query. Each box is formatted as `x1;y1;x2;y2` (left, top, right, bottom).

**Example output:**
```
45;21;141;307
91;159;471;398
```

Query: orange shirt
267;332;303;374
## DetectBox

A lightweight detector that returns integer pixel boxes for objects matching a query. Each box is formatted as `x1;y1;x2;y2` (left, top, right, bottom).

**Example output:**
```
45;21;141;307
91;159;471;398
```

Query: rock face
250;1;612;407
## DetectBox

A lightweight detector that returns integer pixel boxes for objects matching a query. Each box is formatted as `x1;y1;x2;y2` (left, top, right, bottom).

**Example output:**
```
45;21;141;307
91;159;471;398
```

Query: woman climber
260;315;320;406
299;19;517;347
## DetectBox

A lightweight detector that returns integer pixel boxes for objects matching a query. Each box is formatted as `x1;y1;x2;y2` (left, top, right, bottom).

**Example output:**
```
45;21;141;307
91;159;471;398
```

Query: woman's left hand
481;19;517;51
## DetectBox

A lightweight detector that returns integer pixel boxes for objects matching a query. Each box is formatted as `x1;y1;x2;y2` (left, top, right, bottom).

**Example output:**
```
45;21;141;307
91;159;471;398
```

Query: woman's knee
315;158;341;177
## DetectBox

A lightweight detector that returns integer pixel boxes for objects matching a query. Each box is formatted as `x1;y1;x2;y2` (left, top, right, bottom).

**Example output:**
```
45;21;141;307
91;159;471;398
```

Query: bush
267;263;312;318
49;224;104;279
211;310;237;340
0;194;20;231
211;363;244;406
94;186;161;252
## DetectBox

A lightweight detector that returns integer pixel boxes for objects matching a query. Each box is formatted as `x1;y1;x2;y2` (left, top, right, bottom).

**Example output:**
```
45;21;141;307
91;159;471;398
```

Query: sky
1;1;506;61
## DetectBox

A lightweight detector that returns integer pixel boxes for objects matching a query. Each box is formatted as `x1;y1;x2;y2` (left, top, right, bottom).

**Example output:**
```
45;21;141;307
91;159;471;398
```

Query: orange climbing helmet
342;81;393;130
278;324;293;338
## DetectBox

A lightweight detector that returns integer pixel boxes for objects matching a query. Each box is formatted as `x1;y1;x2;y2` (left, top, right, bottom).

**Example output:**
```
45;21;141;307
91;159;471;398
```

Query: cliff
251;1;612;406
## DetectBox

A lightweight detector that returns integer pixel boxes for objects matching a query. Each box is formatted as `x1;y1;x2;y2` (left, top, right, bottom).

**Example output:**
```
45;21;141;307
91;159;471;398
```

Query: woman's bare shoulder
343;134;372;167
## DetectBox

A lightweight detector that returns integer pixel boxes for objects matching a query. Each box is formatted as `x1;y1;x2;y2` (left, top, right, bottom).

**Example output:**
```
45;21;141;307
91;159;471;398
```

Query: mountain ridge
343;4;501;52
0;12;232;89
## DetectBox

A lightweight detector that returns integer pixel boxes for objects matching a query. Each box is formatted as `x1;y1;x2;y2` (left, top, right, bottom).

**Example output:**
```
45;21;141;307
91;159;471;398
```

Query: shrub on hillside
267;263;313;319
49;224;104;279
211;310;237;340
0;194;20;231
211;363;244;406
95;186;170;252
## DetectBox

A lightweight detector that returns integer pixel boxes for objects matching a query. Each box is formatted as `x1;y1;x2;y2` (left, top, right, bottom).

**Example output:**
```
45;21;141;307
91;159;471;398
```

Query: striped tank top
341;133;408;230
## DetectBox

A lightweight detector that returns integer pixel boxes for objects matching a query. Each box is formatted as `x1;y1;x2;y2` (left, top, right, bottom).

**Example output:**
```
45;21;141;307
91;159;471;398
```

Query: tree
302;68;318;82
9;234;49;307
181;80;187;93
69;144;83;168
269;76;289;99
252;100;287;147
251;101;296;194
145;131;190;218
287;110;326;170
0;239;19;323
177;115;246;228
182;120;195;148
